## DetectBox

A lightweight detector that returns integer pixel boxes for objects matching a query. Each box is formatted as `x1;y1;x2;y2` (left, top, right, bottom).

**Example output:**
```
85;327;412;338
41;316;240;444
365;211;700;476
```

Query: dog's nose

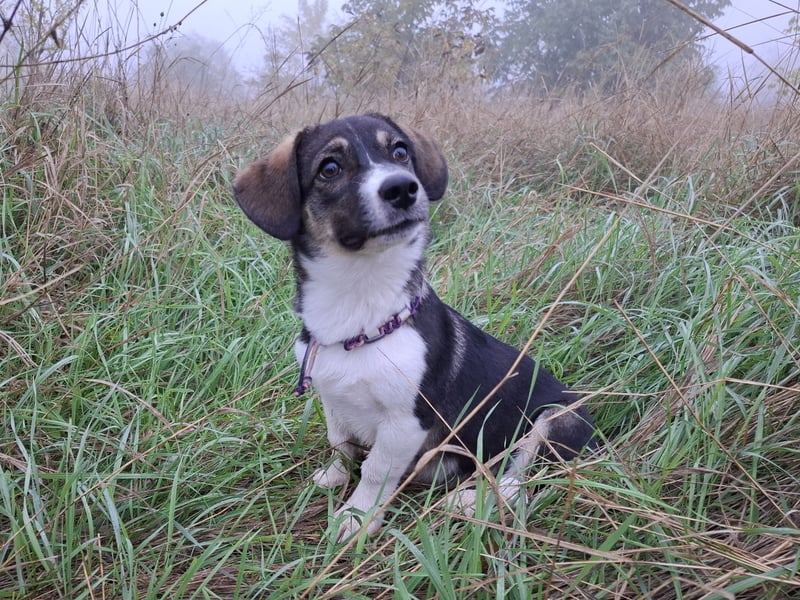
379;174;418;210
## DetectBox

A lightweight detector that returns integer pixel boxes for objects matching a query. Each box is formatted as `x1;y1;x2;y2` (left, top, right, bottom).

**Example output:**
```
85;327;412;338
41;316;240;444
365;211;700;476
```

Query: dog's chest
295;328;427;444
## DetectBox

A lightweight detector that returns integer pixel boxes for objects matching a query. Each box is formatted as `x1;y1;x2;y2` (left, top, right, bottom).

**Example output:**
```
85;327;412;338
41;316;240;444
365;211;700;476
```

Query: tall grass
2;2;799;598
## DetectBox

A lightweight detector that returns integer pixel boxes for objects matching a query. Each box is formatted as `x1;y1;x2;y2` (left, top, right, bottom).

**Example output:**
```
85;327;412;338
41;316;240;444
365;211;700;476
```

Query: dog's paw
446;488;478;517
312;458;350;489
333;505;384;542
446;477;523;519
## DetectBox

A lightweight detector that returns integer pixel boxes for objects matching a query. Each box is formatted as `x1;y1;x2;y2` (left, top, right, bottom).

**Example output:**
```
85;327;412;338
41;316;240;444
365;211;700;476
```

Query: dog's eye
318;160;342;180
392;145;409;163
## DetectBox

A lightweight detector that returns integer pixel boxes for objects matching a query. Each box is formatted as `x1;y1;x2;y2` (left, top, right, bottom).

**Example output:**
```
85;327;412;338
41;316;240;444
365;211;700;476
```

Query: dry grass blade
667;0;800;96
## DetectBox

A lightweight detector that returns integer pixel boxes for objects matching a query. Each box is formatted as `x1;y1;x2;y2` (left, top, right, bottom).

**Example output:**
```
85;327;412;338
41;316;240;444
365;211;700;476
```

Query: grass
2;6;800;599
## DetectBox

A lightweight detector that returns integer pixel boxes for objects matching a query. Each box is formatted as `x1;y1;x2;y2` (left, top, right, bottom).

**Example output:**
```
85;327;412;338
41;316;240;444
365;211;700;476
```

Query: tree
309;0;498;95
0;0;75;61
268;0;330;81
496;0;732;91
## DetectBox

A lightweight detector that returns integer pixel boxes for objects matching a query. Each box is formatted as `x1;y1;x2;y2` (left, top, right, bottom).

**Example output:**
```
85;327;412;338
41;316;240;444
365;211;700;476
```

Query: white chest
297;240;427;345
295;327;427;446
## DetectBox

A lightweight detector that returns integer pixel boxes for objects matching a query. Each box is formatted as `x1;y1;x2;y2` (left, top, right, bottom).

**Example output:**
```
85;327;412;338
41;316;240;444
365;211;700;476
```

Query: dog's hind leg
447;405;593;516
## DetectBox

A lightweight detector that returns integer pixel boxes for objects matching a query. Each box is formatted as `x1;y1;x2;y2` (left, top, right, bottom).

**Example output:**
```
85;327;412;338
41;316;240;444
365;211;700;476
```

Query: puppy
233;114;594;540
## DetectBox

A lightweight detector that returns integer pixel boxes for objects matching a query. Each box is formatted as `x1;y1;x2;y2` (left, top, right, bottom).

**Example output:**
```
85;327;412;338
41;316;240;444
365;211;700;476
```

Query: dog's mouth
338;218;424;251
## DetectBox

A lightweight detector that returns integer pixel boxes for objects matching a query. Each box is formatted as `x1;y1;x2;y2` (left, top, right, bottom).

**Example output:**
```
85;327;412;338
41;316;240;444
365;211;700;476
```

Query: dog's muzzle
379;173;419;210
337;173;426;251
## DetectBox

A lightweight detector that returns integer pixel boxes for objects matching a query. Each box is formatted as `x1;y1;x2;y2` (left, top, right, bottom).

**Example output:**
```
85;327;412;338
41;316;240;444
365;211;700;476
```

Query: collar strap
343;295;421;350
294;296;421;396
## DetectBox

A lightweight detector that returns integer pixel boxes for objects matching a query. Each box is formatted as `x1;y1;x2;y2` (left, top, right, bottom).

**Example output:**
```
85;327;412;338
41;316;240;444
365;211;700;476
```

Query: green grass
2;95;800;599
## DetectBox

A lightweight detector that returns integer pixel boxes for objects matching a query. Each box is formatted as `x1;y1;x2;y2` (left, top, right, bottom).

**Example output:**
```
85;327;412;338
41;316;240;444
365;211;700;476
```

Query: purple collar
294;296;421;396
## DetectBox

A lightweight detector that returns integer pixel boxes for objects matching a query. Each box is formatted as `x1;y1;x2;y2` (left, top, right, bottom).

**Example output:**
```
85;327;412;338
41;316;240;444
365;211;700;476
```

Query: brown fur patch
233;134;302;240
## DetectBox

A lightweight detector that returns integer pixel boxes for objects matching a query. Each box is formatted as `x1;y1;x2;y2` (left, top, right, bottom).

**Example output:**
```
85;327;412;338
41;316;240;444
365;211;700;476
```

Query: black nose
379;174;419;210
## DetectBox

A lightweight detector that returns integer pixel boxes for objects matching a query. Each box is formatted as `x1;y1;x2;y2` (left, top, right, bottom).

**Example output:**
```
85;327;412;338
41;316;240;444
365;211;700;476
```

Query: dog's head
233;114;448;253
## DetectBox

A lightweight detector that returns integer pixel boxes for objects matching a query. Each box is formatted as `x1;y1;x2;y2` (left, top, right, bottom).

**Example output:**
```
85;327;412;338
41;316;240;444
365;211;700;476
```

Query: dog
233;113;595;541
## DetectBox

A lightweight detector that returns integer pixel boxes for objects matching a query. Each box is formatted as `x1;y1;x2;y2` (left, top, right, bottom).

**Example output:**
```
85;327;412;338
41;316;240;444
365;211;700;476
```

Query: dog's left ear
406;127;449;201
232;134;302;240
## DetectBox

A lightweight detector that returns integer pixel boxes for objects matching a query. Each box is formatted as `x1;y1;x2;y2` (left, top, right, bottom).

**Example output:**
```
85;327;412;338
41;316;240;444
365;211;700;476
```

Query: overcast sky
118;0;799;79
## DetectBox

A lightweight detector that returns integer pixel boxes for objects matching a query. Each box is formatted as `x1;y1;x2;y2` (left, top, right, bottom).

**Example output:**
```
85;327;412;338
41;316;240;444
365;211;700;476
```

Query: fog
124;0;797;78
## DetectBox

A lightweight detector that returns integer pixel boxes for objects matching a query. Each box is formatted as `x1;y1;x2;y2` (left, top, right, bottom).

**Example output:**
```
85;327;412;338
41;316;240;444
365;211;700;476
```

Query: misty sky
125;0;798;79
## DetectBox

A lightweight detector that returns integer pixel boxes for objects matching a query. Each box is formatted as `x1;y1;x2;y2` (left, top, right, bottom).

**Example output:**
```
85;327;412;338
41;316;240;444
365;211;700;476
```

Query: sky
113;0;799;80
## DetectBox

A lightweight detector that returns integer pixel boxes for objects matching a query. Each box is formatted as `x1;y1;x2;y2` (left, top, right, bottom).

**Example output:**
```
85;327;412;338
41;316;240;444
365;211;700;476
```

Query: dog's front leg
334;419;427;541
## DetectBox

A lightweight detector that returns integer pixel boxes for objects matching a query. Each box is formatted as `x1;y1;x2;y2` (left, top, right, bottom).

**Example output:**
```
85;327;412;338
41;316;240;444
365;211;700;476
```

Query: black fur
412;290;594;474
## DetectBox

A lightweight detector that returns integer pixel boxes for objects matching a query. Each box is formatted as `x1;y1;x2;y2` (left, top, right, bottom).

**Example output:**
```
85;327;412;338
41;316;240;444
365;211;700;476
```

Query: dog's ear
406;127;449;202
233;134;302;240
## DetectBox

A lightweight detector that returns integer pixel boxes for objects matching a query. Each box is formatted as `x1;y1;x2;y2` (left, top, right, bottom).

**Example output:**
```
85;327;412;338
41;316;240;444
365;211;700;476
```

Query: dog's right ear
233;134;302;240
405;128;448;202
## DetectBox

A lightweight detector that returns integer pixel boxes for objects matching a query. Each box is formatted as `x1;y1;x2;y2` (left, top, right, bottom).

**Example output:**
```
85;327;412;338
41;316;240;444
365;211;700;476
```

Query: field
2;4;800;599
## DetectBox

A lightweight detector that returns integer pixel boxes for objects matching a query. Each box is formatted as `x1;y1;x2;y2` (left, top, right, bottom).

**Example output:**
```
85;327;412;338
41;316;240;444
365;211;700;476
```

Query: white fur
311;457;349;489
298;328;428;540
297;235;427;346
